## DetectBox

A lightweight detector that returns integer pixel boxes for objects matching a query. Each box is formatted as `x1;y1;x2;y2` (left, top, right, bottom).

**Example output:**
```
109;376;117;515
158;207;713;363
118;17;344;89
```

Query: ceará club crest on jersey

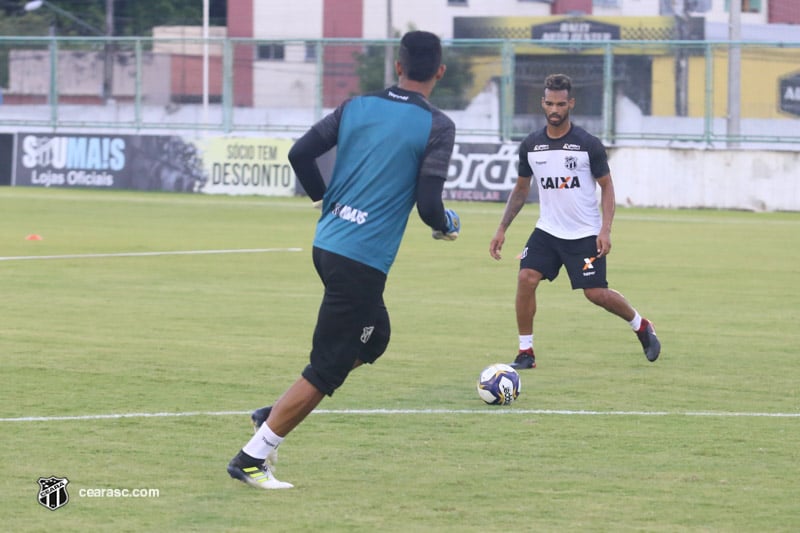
564;155;578;171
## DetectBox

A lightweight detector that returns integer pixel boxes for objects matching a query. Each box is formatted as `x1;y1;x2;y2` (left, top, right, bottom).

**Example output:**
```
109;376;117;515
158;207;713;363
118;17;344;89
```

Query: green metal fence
1;36;799;147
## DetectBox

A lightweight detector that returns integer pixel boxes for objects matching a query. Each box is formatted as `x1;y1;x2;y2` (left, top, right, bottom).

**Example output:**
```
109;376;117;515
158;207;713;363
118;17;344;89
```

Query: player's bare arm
596;174;615;257
490;176;531;260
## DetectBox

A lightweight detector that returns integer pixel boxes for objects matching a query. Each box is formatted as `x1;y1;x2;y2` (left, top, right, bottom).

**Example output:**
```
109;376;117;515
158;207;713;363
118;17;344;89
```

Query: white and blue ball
477;363;521;405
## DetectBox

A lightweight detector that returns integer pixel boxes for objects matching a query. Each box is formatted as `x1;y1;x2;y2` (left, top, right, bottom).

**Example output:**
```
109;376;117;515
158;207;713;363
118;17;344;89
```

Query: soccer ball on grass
477;363;521;405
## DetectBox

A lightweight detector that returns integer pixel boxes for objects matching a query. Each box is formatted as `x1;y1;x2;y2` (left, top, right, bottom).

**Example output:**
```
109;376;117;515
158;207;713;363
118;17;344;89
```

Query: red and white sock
518;335;533;352
629;312;643;331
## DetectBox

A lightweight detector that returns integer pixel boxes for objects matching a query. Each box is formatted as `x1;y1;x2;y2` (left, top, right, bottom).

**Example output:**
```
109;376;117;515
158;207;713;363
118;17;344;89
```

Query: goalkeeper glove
432;208;460;241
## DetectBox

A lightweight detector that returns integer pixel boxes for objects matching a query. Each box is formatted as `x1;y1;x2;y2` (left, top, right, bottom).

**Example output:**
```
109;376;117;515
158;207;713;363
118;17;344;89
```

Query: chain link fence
1;36;799;148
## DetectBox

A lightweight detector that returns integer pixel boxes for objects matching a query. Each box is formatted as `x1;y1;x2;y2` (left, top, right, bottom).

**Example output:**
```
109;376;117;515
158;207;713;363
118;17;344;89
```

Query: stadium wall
3;132;797;212
609;147;800;212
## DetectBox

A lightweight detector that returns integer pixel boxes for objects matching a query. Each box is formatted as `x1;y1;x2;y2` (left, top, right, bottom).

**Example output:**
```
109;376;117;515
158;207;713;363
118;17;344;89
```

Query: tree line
0;0;226;37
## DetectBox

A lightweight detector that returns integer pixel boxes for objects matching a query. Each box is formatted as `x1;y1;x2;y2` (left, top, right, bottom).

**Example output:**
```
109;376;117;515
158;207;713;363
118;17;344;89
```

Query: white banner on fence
195;137;296;196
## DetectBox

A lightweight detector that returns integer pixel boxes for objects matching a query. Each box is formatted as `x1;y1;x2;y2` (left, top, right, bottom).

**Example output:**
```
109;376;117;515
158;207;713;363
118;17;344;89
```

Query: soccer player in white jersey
489;73;660;369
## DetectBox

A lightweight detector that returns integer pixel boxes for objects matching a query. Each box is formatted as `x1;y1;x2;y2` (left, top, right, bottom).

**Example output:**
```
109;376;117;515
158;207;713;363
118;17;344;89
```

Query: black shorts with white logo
519;228;609;290
303;247;390;396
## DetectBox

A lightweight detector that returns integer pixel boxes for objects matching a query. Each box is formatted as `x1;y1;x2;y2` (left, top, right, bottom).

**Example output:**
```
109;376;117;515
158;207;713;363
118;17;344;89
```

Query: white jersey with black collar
517;124;610;240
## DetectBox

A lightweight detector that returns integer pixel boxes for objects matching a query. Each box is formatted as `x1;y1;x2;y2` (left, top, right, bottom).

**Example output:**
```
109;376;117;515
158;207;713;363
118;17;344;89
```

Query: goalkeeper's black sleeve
416;175;449;233
288;128;332;202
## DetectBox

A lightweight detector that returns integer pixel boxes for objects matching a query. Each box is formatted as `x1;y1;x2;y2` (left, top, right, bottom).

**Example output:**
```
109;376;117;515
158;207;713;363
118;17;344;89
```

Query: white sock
519;334;533;351
242;423;284;460
629;311;642;331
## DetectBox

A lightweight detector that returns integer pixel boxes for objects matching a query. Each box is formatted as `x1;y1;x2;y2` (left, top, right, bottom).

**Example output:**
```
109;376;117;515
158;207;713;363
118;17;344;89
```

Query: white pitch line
0;248;303;262
1;409;798;423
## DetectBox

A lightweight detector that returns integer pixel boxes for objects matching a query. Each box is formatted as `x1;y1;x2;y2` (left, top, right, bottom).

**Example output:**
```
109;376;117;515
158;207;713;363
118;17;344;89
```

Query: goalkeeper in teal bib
227;30;460;490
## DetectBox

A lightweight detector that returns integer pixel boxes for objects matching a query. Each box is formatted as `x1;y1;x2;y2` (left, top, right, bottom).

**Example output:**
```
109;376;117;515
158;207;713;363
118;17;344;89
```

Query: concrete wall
609;147;800;212
7;50;172;105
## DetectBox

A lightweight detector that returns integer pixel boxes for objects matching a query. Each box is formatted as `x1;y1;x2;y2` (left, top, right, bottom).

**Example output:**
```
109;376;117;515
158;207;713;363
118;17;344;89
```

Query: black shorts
302;247;391;396
519;228;608;290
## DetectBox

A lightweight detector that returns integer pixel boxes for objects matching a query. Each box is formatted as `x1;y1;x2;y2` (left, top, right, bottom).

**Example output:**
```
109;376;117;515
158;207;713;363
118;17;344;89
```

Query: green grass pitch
1;187;798;532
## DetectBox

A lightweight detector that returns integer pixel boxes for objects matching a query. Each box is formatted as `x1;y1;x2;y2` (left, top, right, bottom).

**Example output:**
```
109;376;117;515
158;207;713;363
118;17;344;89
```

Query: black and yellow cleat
227;451;293;490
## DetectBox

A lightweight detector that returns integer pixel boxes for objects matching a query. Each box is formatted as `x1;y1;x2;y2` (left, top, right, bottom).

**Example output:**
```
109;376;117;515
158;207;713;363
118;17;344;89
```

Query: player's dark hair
544;73;572;94
398;31;442;82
